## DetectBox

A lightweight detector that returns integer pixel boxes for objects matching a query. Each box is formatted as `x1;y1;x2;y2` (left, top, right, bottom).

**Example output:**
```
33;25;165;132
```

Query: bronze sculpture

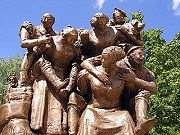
30;26;80;134
77;46;135;135
18;13;58;87
81;46;156;135
107;7;127;26
0;9;157;135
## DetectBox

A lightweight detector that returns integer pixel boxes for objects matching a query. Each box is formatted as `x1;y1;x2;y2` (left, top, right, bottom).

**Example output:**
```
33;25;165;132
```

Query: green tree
141;30;180;134
131;11;144;22
0;55;22;105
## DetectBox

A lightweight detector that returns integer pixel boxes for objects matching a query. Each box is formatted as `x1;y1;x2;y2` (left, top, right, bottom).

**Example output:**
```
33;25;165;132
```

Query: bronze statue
81;46;156;135
0;75;34;134
0;9;157;135
68;12;147;134
119;46;156;135
30;26;80;134
107;7;127;26
18;12;58;87
77;46;136;134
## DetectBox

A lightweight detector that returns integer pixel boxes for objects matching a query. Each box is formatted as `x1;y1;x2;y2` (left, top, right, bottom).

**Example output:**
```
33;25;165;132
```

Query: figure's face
64;34;78;45
27;25;34;35
90;16;98;28
101;53;115;68
42;15;54;28
90;16;107;28
131;48;145;65
114;12;125;24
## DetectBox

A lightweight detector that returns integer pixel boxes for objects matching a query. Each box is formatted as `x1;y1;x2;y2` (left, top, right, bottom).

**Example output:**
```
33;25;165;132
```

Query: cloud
172;0;180;15
94;0;125;9
94;0;106;9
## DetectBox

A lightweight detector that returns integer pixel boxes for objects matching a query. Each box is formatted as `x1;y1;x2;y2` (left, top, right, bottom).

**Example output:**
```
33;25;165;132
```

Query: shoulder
77;69;90;86
116;58;127;68
78;69;89;79
19;27;30;40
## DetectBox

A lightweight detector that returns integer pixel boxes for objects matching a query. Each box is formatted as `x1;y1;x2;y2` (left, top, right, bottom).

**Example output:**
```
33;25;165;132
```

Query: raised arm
81;55;111;85
20;27;53;48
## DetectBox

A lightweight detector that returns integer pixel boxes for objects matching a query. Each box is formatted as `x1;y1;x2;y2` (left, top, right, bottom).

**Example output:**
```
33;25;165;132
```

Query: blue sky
0;0;179;59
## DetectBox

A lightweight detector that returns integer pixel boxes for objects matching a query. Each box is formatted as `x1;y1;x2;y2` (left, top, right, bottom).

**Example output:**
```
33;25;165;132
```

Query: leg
135;90;156;135
68;92;87;135
31;56;69;91
19;51;37;86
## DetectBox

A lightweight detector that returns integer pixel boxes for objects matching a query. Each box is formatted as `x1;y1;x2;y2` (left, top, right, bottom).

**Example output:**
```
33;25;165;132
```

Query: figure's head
102;46;125;68
90;13;109;28
131;19;145;33
41;12;55;28
113;8;126;25
20;21;34;35
127;46;145;66
62;26;78;45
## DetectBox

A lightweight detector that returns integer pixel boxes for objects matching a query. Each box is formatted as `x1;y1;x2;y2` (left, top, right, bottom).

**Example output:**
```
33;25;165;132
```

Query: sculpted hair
102;46;126;61
19;21;33;36
94;12;109;24
113;8;127;19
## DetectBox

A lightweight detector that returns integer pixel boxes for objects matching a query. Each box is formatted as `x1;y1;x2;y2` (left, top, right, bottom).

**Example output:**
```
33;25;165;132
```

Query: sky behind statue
0;0;179;58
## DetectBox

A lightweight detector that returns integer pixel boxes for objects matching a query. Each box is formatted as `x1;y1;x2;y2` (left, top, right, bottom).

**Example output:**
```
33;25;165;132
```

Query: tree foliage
141;30;180;134
131;11;180;134
131;11;144;22
0;55;22;105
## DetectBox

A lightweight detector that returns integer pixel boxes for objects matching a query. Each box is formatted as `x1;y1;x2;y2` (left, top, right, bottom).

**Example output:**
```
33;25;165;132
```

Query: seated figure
77;46;136;135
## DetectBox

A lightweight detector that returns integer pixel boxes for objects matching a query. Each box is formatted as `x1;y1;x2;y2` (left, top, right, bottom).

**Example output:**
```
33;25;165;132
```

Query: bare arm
81;55;111;85
77;69;90;95
118;67;157;94
20;28;52;48
135;78;157;94
115;25;144;46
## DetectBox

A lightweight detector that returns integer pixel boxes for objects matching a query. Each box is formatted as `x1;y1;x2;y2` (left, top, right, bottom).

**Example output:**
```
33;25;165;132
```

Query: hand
96;71;111;85
59;88;71;98
45;36;53;44
41;36;53;44
115;25;127;33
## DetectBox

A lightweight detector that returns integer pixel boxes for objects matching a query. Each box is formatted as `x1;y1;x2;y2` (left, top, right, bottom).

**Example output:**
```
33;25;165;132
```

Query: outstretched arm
135;78;156;93
20;28;53;48
118;68;157;94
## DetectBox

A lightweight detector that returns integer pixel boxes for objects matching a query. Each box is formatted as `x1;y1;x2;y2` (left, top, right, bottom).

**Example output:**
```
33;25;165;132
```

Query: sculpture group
0;8;157;135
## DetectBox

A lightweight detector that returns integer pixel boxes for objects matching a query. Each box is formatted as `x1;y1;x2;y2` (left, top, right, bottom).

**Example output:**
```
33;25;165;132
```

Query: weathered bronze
30;26;80;134
77;46;136;134
0;9;157;135
107;7;127;26
81;46;156;135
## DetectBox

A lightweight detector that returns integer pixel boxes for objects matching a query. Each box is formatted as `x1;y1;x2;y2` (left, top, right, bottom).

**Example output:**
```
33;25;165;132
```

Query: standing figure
68;13;121;134
119;46;156;135
68;12;145;134
81;46;157;135
77;46;135;135
107;7;127;26
30;26;80;134
19;12;58;87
